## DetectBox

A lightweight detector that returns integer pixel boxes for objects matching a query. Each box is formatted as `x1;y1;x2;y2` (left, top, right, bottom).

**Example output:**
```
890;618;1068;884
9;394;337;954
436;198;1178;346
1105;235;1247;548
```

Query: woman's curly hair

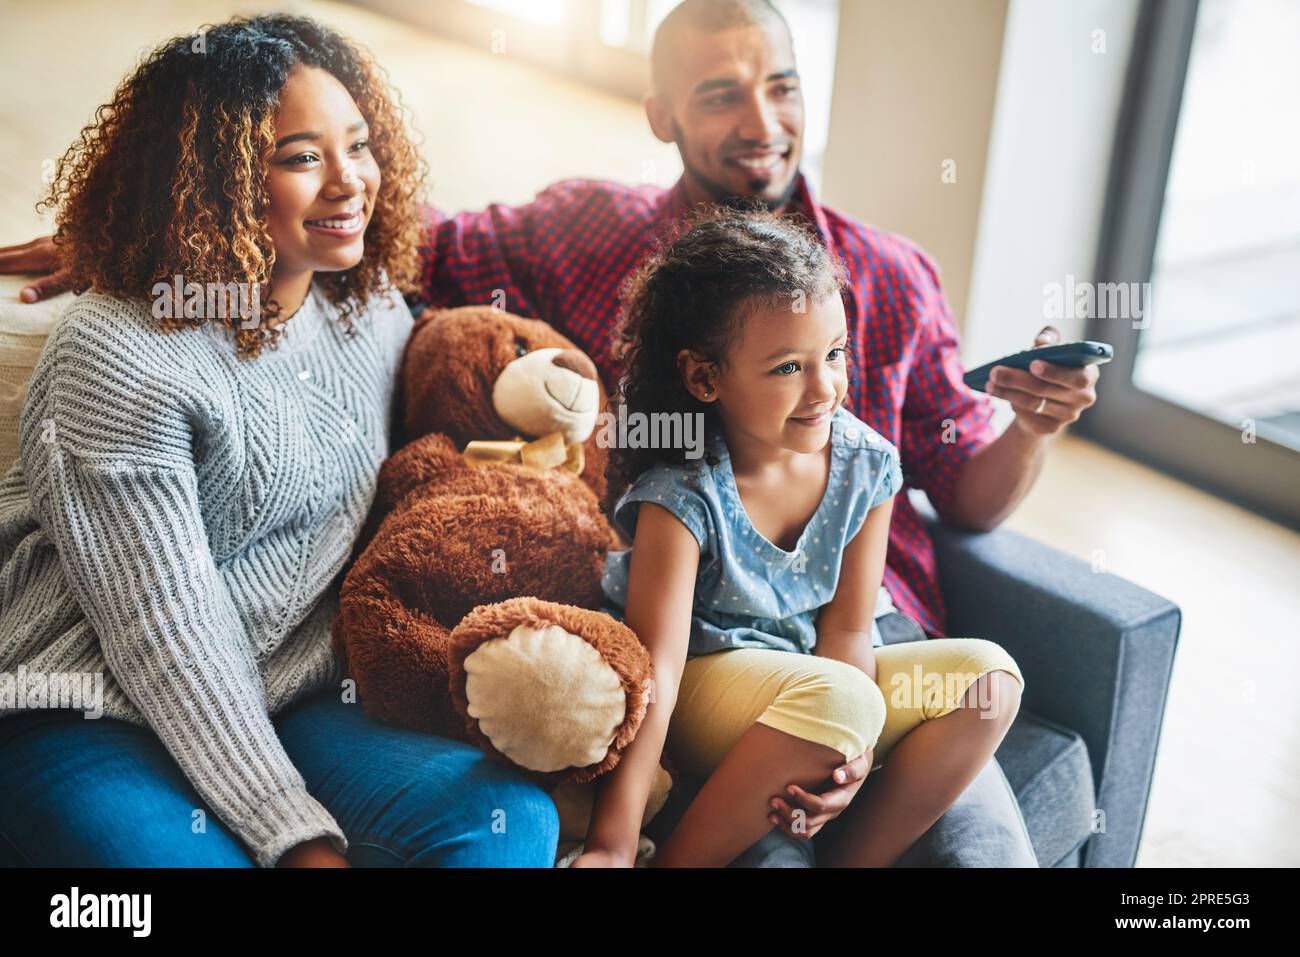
604;204;849;512
38;13;427;358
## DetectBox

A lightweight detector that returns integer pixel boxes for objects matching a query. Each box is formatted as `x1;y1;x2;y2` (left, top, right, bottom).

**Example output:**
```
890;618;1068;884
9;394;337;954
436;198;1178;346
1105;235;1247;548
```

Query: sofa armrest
916;495;1180;867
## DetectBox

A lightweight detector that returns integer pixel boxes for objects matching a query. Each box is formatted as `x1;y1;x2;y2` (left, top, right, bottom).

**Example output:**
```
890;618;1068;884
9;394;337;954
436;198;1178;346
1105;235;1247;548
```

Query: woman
0;14;559;867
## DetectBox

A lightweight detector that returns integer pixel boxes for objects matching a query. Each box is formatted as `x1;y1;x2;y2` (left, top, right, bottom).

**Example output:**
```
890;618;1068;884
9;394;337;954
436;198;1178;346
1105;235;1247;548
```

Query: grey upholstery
927;503;1180;867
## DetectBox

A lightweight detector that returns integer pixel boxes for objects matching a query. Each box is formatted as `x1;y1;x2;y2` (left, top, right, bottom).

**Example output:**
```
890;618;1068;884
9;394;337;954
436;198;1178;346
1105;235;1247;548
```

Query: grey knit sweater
0;280;413;866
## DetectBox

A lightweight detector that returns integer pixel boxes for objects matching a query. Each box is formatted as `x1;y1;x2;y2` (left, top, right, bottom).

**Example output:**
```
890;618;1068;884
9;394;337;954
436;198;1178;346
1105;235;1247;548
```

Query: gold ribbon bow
462;431;585;476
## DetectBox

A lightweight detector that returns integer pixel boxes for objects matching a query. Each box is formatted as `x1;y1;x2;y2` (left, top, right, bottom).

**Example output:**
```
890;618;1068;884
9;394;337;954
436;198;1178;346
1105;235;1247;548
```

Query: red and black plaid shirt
415;172;997;639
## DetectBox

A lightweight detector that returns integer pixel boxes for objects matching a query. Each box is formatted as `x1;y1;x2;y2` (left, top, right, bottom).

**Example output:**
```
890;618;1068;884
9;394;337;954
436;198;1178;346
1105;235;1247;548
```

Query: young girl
573;207;1026;868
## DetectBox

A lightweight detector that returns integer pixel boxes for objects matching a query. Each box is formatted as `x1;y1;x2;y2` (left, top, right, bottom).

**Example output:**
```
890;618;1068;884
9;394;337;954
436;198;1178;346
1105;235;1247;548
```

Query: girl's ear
676;348;717;403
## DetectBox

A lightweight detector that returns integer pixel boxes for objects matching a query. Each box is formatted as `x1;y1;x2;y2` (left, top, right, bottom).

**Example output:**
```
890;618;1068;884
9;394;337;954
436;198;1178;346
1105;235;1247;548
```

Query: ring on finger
1034;396;1047;414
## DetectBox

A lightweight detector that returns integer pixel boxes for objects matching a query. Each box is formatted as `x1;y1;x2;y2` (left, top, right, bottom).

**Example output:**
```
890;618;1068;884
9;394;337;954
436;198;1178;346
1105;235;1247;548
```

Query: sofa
0;287;1180;868
644;492;1181;867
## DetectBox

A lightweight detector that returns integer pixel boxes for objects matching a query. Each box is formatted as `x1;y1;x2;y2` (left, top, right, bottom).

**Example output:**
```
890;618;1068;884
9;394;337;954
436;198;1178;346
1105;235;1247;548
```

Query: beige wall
821;0;1009;333
965;0;1140;367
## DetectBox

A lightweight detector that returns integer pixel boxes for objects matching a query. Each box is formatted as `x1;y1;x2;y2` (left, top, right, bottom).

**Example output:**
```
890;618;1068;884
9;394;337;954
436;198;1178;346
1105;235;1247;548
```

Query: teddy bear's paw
461;620;628;773
551;763;675;841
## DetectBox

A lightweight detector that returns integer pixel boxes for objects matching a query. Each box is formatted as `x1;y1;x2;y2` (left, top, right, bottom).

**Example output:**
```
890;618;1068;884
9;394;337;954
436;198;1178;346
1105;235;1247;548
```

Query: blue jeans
0;688;559;867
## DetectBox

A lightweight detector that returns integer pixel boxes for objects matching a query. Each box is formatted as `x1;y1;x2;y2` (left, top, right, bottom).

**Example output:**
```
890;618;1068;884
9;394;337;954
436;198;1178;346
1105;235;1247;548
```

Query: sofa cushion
0;277;76;475
997;708;1097;866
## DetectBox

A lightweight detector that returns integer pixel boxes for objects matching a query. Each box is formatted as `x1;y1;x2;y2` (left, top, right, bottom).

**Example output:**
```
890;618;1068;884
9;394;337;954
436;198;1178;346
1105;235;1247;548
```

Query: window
1081;0;1300;528
1137;0;1300;451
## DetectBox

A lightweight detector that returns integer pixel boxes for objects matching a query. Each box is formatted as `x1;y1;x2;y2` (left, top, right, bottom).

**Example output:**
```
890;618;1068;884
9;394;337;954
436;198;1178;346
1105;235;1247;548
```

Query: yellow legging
665;638;1025;779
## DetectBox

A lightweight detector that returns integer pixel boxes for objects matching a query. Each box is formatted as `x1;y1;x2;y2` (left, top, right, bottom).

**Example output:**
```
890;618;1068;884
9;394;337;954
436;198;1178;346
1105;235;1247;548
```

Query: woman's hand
276;835;351;868
0;235;72;302
569;845;636;868
767;751;874;840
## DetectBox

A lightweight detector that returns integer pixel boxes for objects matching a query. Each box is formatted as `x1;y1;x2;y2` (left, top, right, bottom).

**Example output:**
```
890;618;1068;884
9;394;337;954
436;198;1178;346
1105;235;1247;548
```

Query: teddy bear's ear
411;304;443;328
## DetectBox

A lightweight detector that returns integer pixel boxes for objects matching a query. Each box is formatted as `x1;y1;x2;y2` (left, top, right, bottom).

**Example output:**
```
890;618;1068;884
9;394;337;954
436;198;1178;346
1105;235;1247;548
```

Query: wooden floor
1;0;1296;867
1004;426;1300;867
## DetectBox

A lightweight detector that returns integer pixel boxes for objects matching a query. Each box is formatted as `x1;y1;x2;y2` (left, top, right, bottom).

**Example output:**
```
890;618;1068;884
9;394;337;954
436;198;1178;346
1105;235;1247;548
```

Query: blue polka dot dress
601;406;904;658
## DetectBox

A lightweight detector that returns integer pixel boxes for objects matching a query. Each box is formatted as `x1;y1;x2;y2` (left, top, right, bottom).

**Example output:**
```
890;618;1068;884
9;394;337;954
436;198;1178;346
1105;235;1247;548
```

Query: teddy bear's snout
494;346;601;442
550;349;597;381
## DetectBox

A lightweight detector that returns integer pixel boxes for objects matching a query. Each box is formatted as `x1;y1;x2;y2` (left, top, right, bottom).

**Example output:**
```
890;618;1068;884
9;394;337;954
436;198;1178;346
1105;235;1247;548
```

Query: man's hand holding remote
986;325;1102;438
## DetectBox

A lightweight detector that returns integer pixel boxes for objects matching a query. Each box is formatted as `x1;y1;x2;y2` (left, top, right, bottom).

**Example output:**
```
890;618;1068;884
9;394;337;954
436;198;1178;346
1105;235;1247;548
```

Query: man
1;0;1098;866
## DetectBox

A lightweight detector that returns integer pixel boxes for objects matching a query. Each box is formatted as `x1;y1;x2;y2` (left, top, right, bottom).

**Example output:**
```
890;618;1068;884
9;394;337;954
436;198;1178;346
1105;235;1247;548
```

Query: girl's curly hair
38;13;428;358
604;204;849;512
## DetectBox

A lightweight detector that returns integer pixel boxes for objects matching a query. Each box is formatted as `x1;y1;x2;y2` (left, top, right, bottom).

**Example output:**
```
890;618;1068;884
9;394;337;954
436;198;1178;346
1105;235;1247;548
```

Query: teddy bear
331;305;674;862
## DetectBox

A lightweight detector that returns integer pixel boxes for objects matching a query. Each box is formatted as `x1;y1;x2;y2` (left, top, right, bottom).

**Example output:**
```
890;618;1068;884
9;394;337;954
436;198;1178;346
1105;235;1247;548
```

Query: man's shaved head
644;0;804;213
651;0;791;95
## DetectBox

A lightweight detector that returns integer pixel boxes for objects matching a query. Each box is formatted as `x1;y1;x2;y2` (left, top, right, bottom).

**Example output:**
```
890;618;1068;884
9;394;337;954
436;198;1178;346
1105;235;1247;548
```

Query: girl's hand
570;845;636;868
767;751;873;839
